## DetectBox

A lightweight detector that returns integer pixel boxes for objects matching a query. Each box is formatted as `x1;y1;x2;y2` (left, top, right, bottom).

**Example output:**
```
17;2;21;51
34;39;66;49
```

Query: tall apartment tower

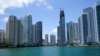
17;20;23;46
35;21;42;46
78;13;88;44
50;34;56;45
93;1;100;43
6;15;18;47
83;7;95;43
20;15;33;45
45;34;49;43
67;21;79;44
0;30;5;43
32;24;36;44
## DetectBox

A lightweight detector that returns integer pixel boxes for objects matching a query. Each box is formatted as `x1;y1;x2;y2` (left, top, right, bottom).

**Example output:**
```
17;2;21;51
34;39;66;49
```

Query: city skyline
0;0;99;39
0;1;100;56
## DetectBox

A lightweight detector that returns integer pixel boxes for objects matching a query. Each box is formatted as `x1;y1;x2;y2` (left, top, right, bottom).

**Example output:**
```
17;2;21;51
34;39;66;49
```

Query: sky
0;0;99;40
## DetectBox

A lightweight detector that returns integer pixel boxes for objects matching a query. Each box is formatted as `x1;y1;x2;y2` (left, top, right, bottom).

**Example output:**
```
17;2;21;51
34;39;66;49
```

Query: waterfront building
45;34;49;43
67;21;79;44
93;1;100;43
83;7;95;43
0;30;5;43
67;21;74;44
32;24;36;44
17;20;23;46
20;15;33;45
78;13;88;44
6;15;18;47
58;9;66;45
78;17;82;44
50;34;56;45
57;26;61;45
35;21;42;46
73;23;79;43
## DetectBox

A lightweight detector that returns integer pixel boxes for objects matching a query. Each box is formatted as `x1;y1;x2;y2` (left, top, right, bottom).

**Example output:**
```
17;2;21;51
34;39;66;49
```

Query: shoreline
0;45;100;49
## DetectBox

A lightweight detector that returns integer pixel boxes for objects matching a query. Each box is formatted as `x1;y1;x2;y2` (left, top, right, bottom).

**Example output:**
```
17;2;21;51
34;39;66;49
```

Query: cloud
0;9;5;14
36;0;53;10
3;17;9;22
0;0;35;14
0;0;53;14
46;5;53;10
51;28;57;33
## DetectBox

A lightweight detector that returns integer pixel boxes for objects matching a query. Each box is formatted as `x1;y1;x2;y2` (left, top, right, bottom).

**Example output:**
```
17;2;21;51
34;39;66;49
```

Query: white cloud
51;28;57;33
3;17;9;22
0;0;35;14
36;0;53;10
46;5;53;10
0;0;53;14
0;9;5;14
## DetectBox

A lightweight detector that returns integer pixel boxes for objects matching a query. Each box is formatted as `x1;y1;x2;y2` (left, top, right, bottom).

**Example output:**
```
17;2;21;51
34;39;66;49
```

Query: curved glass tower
59;10;66;45
20;15;33;45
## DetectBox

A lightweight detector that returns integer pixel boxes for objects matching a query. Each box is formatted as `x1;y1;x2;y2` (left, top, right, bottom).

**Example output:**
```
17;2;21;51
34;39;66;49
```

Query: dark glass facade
36;21;42;46
82;14;88;43
59;10;66;45
67;23;70;43
96;5;100;42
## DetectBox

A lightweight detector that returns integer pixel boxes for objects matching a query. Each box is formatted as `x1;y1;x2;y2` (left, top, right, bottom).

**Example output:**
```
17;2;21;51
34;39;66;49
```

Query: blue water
0;46;100;56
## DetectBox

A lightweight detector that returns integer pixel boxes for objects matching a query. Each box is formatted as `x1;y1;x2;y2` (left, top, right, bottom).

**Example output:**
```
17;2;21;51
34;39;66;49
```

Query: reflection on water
0;46;100;56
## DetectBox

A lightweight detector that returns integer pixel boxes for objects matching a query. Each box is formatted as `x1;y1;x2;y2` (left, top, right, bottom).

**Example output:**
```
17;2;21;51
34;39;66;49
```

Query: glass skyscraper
32;24;36;44
50;34;56;45
78;13;88;44
35;21;42;46
20;14;33;45
45;34;48;43
82;14;88;44
83;7;95;43
57;26;61;45
67;21;79;44
93;1;100;43
78;17;83;44
58;10;66;45
17;20;23;46
67;21;74;44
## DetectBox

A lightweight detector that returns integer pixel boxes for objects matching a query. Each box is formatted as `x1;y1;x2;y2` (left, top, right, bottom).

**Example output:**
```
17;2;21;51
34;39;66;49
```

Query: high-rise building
57;26;61;44
67;21;79;44
17;20;23;46
32;24;36;44
35;21;42;46
45;34;49;43
83;7;95;43
73;23;79;43
20;15;33;45
58;10;66;45
78;13;88;44
6;15;18;47
67;21;74;44
50;34;56;45
93;2;100;43
78;17;83;44
67;23;70;44
0;30;5;43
